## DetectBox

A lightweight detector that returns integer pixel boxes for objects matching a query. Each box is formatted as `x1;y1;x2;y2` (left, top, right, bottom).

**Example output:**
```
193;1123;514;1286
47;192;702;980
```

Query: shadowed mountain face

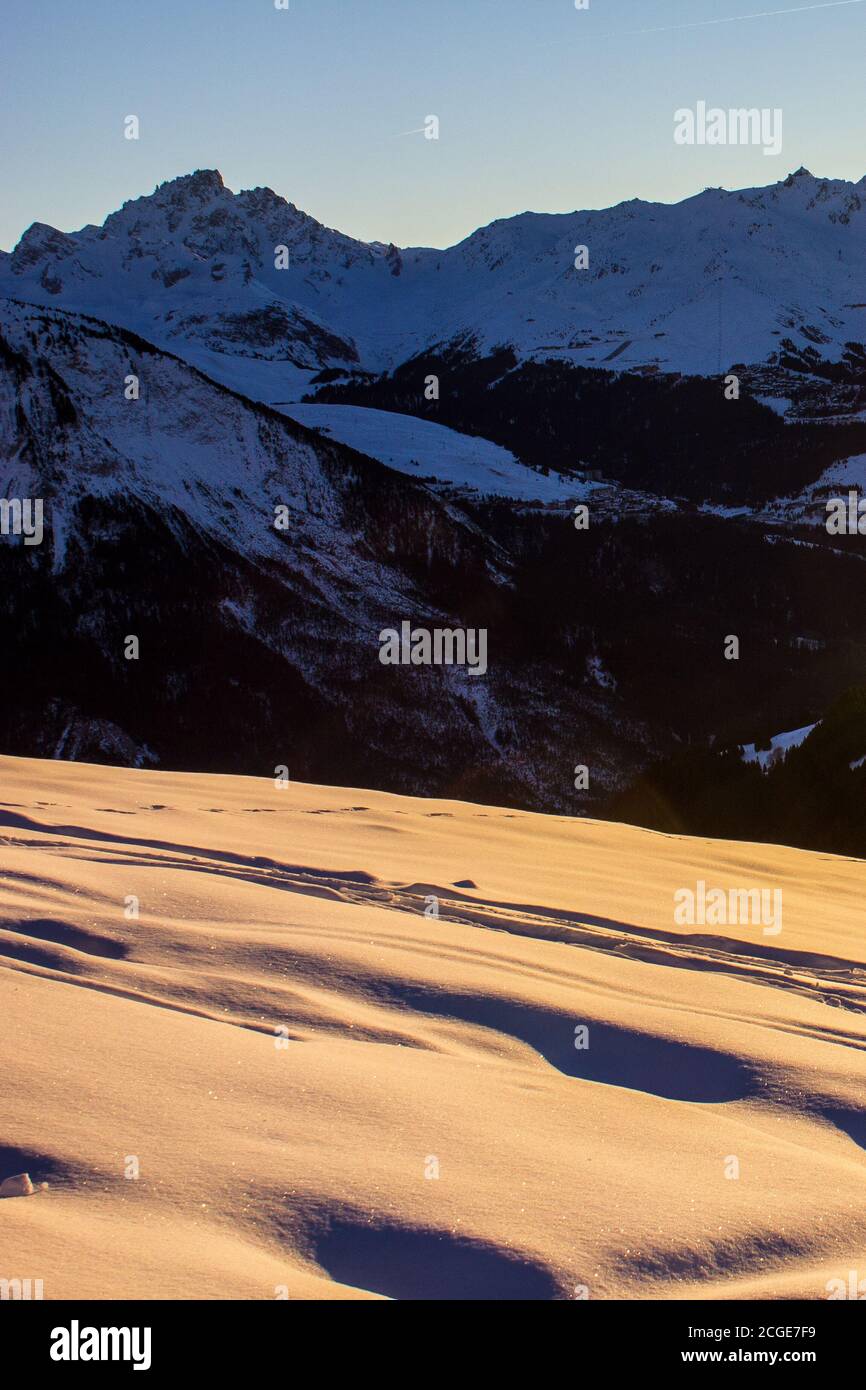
2;296;866;844
0;300;538;803
2;171;866;851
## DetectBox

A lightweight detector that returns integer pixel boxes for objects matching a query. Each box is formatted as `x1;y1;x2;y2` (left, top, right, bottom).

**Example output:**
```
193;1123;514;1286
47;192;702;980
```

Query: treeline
607;687;866;857
310;346;866;506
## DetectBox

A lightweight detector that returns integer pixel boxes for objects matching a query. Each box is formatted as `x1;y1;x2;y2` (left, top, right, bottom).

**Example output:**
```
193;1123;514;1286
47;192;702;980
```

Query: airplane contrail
614;0;866;39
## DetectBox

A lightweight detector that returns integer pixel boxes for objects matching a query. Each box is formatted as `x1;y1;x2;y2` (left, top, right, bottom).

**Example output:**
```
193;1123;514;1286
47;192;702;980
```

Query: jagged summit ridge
3;167;866;385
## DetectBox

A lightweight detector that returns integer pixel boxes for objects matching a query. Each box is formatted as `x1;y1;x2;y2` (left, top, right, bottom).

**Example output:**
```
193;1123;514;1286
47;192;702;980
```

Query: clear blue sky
2;0;865;251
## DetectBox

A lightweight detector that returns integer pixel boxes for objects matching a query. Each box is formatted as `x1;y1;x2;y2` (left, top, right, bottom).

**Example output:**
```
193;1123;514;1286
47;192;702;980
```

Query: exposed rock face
0;1173;35;1197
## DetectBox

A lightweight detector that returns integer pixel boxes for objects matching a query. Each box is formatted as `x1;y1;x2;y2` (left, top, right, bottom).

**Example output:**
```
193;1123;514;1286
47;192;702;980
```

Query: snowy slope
759;453;866;527
0;298;367;588
4;754;866;1301
284;404;591;502
282;403;683;520
0;297;510;610
740;724;818;770
3;167;866;392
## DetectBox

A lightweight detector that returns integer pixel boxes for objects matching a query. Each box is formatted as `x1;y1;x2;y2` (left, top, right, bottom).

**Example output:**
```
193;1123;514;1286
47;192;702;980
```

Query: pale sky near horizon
2;0;865;252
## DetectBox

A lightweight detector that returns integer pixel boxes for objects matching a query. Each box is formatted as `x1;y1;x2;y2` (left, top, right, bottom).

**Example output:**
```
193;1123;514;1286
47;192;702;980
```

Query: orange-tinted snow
1;755;864;1300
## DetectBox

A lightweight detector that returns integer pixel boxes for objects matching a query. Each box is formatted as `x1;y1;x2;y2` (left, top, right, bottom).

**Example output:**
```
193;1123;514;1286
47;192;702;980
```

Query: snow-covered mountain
1;296;667;803
3;173;866;849
3;167;866;402
0;297;522;786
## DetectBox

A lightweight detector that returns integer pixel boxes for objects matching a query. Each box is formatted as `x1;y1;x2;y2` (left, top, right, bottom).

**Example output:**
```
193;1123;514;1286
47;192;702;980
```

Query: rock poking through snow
0;1173;36;1197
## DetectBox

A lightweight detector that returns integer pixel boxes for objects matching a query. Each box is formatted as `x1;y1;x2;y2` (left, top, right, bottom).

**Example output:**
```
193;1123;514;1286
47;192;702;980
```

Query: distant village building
575;464;604;483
